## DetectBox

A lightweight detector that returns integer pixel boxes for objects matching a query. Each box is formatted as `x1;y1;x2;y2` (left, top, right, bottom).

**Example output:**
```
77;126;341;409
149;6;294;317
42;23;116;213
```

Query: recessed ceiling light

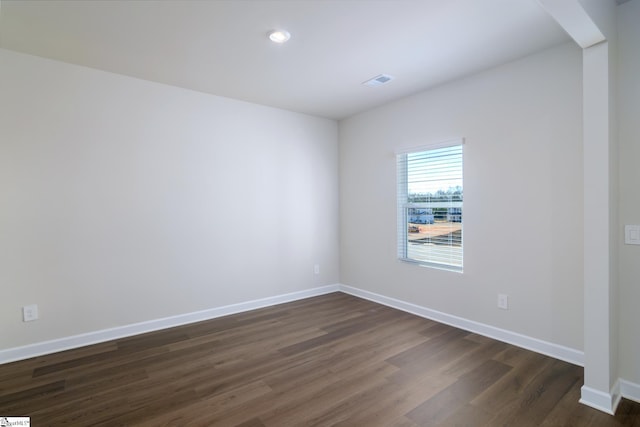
268;29;291;44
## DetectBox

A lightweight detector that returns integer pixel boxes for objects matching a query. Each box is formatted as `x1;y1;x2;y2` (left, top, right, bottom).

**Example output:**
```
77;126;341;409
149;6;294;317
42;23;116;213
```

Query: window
397;140;463;271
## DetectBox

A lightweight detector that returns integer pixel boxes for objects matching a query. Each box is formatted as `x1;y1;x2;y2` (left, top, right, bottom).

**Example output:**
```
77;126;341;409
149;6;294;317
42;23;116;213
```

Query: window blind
397;141;463;271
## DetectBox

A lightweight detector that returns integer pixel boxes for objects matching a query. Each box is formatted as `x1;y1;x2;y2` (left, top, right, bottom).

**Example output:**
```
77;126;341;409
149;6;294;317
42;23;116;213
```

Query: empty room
1;0;639;425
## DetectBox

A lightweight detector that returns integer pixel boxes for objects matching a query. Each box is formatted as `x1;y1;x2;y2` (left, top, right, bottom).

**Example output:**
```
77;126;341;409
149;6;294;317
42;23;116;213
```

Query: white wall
0;48;339;351
618;0;640;387
339;43;584;351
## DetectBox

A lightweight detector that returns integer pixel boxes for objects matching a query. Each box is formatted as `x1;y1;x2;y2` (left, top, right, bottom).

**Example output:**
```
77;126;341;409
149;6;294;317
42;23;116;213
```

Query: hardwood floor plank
405;359;512;426
234;418;267;427
93;387;201;426
437;402;495;427
470;351;554;414
386;333;478;385
259;362;398;426
30;393;130;426
387;326;471;368
32;349;124;377
613;399;640;427
136;380;273;427
419;321;455;338
277;306;404;358
300;376;401;427
441;338;510;378
195;359;396;426
29;343;171;382
331;371;457;427
538;378;607;427
0;380;66;406
388;416;421;427
1;292;639;426
484;359;583;427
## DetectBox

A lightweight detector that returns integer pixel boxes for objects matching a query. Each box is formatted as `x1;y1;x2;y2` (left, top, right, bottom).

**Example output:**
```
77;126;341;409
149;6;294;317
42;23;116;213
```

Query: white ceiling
0;0;571;120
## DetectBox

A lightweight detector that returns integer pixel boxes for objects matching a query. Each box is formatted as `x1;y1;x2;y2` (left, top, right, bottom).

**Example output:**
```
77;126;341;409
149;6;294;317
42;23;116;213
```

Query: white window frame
397;138;464;272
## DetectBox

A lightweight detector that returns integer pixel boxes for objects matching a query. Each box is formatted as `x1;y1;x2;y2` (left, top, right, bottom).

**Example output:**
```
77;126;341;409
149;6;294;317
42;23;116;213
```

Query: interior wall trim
338;284;585;366
621;379;640;405
0;284;340;365
580;382;621;415
3;281;638;416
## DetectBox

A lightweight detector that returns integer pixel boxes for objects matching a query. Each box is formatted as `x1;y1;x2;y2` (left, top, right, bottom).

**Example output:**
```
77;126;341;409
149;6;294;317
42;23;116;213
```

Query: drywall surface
580;0;620;401
0;48;339;350
339;43;584;350
617;0;640;386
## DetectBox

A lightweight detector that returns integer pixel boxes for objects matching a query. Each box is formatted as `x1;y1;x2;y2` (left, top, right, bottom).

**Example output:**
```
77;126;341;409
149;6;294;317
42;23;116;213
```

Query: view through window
397;141;463;271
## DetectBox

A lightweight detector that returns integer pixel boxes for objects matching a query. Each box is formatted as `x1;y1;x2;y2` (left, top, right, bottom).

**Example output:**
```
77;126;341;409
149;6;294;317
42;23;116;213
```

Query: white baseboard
580;381;621;415
621;379;640;404
339;285;640;415
338;284;585;366
0;284;340;365
3;282;639;416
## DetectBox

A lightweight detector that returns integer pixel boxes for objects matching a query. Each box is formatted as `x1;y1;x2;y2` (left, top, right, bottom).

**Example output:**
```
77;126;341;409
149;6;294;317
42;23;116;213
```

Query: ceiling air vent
362;74;395;87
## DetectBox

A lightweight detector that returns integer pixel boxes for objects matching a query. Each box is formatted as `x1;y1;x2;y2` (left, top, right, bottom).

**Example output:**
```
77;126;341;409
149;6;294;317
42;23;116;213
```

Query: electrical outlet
314;264;320;275
23;304;39;322
497;294;508;310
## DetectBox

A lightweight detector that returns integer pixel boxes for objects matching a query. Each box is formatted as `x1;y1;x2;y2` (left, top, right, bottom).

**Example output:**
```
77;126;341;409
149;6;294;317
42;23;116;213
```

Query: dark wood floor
1;292;639;426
